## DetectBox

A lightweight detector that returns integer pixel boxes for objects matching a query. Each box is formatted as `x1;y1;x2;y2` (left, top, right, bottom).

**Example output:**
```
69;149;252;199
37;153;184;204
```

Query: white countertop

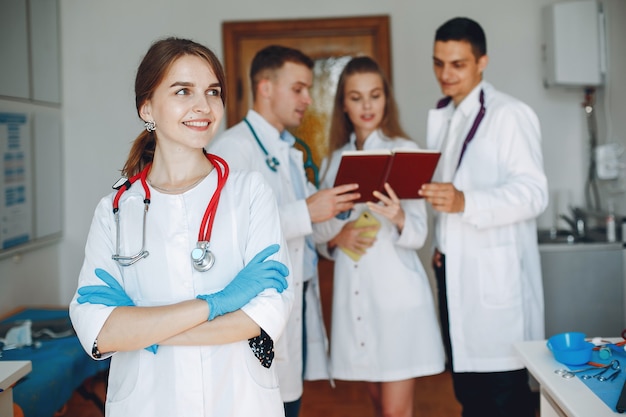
515;340;622;416
0;360;32;391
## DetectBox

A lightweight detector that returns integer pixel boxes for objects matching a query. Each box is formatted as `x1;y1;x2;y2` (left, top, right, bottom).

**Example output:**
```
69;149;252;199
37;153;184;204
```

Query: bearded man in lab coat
419;17;548;417
209;45;359;417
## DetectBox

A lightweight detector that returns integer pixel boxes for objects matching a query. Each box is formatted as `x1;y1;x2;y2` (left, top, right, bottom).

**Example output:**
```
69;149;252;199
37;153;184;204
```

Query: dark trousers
284;281;309;417
434;253;535;417
284;398;302;417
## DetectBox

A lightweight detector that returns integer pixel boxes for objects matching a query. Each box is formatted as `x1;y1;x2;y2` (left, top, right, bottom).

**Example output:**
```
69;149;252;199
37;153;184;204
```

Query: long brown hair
327;56;409;157
121;37;227;177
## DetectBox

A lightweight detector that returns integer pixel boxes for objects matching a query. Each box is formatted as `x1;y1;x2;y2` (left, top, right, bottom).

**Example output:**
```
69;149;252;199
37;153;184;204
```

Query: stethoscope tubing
436;89;486;171
244;118;280;172
112;165;151;266
110;152;228;270
456;89;485;170
244;117;319;187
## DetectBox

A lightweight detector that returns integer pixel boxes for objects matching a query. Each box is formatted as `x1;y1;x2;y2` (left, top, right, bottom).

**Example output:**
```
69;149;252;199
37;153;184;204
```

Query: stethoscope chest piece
111;153;228;271
266;156;280;172
191;241;215;272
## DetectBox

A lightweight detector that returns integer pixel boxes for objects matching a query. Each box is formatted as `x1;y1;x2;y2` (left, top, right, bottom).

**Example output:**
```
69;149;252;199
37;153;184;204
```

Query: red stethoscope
111;152;229;272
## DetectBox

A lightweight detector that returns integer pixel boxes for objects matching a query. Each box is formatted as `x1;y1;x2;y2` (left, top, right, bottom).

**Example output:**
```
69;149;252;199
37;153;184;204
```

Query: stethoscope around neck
110;152;229;272
243;117;320;187
244;118;280;171
437;89;486;170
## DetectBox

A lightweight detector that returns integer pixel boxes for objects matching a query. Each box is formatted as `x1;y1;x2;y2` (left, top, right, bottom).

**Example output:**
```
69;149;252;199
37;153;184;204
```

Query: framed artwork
222;15;391;184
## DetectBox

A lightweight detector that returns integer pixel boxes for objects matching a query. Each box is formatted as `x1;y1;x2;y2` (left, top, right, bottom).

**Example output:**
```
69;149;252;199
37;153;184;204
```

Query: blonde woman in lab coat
317;56;445;417
69;38;293;417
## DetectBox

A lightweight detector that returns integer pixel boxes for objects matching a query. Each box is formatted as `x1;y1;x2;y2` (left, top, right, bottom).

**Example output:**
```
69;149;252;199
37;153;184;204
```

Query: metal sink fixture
544;205;625;245
537;229;598;244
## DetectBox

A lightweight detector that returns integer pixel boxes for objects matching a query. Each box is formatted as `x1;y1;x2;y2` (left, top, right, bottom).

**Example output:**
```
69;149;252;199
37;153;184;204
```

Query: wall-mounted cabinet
0;0;61;104
0;0;62;258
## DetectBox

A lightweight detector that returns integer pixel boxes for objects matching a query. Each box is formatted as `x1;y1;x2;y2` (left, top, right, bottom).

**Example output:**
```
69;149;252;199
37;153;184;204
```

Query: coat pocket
477;244;522;308
106;351;140;404
244;340;280;389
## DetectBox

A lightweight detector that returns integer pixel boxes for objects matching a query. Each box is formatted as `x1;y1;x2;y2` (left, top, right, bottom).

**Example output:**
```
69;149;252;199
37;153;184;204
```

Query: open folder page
333;148;441;203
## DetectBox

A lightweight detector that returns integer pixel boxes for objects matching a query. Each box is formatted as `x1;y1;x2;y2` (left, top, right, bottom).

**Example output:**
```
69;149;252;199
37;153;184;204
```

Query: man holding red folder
419;17;548;417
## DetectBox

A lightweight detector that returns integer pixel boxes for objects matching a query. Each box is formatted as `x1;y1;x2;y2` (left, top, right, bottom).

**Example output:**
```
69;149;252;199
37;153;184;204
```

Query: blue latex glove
197;244;289;321
77;268;158;354
77;268;133;306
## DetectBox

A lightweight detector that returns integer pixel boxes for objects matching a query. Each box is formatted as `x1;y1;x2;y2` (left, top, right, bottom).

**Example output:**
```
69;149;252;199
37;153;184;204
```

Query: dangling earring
144;120;156;132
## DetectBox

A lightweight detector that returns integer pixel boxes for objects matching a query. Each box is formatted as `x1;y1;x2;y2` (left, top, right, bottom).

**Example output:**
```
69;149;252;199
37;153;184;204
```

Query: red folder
333;149;441;203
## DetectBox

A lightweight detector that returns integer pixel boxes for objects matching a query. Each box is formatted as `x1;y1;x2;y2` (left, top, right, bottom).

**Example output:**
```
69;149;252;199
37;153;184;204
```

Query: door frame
221;15;391;127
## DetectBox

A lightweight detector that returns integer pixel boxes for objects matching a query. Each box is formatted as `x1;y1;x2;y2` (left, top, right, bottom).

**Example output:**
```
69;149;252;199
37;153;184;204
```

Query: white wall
1;0;624;315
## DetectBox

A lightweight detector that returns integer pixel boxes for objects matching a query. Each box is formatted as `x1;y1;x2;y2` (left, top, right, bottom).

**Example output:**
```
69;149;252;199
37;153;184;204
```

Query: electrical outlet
595;144;621;180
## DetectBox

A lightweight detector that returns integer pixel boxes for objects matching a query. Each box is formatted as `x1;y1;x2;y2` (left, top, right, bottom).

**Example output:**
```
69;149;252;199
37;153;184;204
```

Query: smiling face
139;54;224;152
342;72;386;144
433;40;488;106
259;61;313;131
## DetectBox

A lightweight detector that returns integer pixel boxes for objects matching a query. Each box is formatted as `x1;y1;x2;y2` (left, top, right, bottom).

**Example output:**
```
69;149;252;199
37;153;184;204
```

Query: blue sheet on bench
0;308;110;417
567;345;626;413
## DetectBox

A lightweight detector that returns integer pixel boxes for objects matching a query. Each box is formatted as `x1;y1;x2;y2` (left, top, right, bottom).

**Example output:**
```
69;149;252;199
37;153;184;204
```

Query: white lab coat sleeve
278;199;313;241
312;154;350;256
315;243;334;261
313;216;345;244
240;173;294;341
314;217;347;262
278;158;316;240
69;195;121;359
304;176;319;199
461;102;548;229
394;198;428;249
311;166;346;257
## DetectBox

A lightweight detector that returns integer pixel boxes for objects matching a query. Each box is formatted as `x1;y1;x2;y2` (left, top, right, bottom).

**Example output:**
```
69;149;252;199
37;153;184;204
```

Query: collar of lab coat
348;129;393;150
427;81;488;155
244;109;291;151
451;80;485;119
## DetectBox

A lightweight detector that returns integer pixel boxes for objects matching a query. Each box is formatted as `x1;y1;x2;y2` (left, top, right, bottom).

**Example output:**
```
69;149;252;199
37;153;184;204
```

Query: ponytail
121;130;156;177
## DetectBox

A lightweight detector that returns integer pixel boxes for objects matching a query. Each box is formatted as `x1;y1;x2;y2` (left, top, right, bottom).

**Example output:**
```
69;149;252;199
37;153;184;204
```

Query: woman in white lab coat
317;57;445;417
69;38;293;417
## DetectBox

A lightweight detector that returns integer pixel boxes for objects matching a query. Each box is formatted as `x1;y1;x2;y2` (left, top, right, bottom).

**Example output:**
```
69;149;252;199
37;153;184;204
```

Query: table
0;361;31;417
515;340;622;416
0;308;110;417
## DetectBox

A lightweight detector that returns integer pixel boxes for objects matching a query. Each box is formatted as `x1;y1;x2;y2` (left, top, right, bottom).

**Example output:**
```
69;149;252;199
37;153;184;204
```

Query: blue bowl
547;332;593;365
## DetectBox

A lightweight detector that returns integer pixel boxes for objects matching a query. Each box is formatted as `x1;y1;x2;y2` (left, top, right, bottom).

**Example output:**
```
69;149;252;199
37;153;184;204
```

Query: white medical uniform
70;169;293;417
426;81;548;373
209;110;330;403
316;130;445;381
